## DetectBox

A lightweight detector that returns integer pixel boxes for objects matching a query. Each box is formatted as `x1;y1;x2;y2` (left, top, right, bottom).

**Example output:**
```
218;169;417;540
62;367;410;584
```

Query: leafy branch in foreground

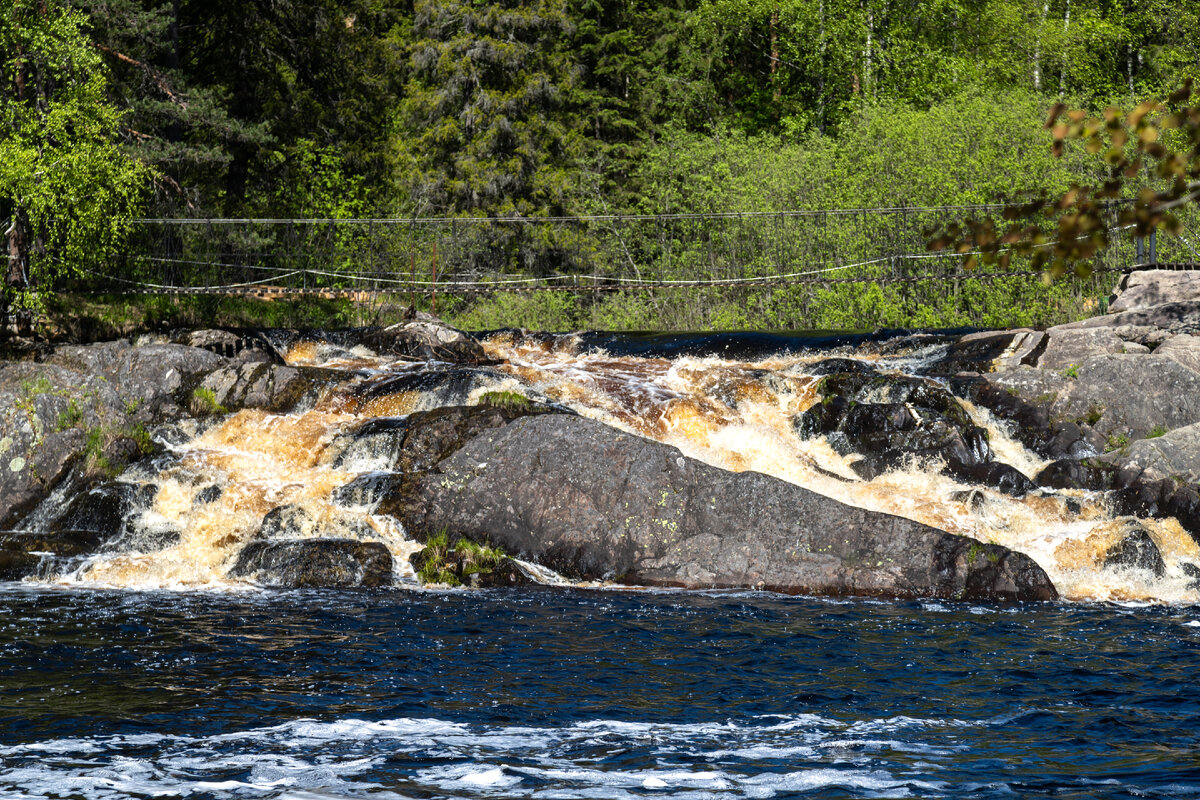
928;81;1200;279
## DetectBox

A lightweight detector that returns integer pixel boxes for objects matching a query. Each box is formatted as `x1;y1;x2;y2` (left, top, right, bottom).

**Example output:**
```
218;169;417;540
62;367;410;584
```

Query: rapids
26;330;1200;602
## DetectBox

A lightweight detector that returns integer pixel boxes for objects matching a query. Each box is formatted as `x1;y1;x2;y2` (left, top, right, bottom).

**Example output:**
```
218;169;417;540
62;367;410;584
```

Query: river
3;329;1199;797
3;587;1199;798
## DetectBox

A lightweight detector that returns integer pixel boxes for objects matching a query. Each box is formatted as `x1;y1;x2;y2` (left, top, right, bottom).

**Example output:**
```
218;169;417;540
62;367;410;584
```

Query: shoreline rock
390;414;1057;601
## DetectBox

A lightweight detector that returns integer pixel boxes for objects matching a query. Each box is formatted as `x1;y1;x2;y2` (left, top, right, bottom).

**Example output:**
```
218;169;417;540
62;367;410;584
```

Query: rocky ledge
926;270;1200;546
35;290;1200;600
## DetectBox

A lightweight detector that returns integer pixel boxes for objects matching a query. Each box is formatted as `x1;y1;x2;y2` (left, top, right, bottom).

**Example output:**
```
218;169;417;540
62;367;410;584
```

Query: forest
3;0;1200;332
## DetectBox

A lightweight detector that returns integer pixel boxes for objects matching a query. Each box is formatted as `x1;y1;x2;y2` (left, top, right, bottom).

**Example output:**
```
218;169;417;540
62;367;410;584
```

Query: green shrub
190;387;228;417
479;391;531;409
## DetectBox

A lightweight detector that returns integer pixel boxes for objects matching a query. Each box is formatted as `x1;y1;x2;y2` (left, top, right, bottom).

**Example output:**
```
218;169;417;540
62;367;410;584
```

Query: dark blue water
2;586;1200;798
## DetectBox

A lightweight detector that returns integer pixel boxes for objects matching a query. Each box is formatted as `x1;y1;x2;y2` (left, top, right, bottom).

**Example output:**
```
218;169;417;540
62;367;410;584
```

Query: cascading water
23;330;1200;603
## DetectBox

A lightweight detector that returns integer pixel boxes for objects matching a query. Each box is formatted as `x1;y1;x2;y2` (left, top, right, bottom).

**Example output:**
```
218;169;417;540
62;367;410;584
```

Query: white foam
459;767;521;788
0;712;973;800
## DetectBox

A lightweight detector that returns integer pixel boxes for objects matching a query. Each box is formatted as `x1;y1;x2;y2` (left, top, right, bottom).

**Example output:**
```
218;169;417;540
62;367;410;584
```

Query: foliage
21;0;1200;328
415;530;509;587
479;391;532;410
416;530;459;586
391;0;581;219
0;0;150;333
189;387;227;417
450;291;583;332
73;0;402;216
930;82;1200;279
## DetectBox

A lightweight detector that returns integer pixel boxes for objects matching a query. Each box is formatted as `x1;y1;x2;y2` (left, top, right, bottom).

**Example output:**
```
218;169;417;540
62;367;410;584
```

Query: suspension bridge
94;204;1200;329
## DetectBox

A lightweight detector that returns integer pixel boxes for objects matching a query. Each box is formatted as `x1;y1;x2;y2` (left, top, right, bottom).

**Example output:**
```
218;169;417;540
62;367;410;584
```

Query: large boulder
327;400;565;473
1106;423;1200;484
1035;328;1131;371
46;340;227;421
1153;334;1200;374
0;362;143;528
1109;270;1200;314
196;363;310;413
925;329;1045;375
1052;300;1200;336
987;355;1200;441
363;318;487;364
394;414;1057;601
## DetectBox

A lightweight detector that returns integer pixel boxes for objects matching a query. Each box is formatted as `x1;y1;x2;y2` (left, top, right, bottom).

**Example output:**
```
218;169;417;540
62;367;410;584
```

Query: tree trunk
864;5;873;97
1033;0;1049;91
1058;0;1071;96
818;0;826;132
770;4;781;102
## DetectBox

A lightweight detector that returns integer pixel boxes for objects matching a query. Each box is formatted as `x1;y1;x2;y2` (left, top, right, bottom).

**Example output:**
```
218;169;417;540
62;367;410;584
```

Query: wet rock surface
11;298;1200;598
395;414;1057;601
353;367;510;410
0;529;109;581
228;539;394;588
197;363;310;413
363;317;488;364
329;401;567;474
795;372;1034;495
0;363;146;529
1103;524;1167;577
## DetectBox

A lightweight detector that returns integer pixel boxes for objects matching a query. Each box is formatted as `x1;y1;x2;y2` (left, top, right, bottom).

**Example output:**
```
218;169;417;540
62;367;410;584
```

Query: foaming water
482;334;1200;602
3;588;1200;799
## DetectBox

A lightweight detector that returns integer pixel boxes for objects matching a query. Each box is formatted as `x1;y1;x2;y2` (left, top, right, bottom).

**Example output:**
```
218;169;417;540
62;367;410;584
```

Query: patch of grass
82;426;115;478
1034;392;1057;405
1147;424;1168;439
20;376;53;396
479;390;531;410
1080;403;1103;427
1105;432;1131;453
416;530;461;586
127;422;155;455
455;538;508;579
189;387;228;417
55;400;83;431
415;530;510;587
1005;387;1020;397
1063;363;1079;379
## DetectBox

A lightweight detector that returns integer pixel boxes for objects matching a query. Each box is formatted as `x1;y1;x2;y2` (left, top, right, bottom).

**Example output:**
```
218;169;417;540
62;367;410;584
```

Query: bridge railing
95;204;1200;329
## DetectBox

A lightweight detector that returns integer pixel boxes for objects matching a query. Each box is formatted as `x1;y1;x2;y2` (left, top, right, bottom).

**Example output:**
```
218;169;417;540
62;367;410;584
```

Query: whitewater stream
23;329;1200;603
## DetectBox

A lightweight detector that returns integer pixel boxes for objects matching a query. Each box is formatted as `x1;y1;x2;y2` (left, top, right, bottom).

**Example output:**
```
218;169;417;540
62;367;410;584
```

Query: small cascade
481;332;1200;603
15;328;1200;602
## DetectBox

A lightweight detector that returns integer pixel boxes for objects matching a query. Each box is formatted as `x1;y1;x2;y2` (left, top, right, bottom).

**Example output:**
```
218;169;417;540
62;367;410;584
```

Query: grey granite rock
395;415;1057;601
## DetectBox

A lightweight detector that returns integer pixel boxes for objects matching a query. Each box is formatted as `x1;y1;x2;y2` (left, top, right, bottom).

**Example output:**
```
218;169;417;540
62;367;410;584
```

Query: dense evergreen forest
56;0;1200;217
3;0;1199;333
